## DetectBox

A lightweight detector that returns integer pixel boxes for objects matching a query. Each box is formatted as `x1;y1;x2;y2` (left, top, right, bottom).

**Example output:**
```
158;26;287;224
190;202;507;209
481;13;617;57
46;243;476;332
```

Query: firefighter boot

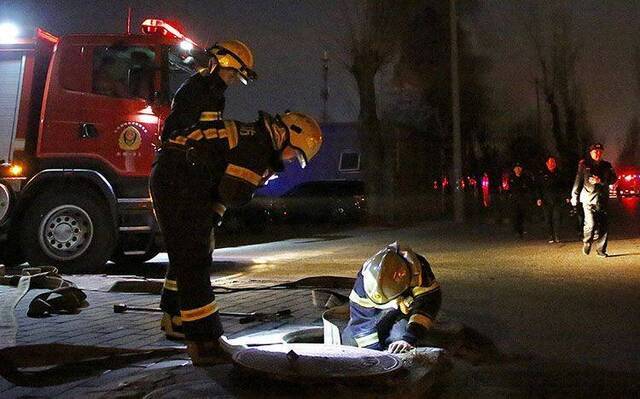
160;313;186;340
186;336;243;366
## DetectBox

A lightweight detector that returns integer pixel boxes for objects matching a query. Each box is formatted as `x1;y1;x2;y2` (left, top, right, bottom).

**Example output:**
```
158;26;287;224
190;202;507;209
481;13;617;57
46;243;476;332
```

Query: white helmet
362;244;412;305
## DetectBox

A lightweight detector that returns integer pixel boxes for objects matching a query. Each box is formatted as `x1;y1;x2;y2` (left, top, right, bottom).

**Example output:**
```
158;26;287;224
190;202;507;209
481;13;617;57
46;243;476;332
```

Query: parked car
274;180;366;223
221;195;280;233
616;172;640;198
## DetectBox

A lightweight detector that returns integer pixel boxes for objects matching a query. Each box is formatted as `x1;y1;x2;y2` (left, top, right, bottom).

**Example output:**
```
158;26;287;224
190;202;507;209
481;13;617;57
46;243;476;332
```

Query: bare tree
339;0;418;219
521;3;592;167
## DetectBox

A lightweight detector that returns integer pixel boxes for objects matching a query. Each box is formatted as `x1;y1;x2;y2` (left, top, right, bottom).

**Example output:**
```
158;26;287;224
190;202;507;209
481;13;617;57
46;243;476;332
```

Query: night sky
2;0;639;162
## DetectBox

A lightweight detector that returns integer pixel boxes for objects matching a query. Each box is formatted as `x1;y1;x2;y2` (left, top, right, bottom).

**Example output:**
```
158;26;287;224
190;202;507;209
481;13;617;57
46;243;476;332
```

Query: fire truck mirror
80;124;98;139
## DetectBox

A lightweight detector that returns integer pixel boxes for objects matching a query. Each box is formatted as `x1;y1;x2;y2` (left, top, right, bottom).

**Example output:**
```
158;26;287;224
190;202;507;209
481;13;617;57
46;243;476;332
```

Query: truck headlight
0;183;11;222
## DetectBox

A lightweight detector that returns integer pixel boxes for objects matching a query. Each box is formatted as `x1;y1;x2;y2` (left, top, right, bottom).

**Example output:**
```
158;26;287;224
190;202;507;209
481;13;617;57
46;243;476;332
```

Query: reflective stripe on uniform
163;279;178;292
223;120;238;149
354;332;379;348
213;202;226;218
409;313;434;329
187;129;204;141
200;111;222;121
201;122;238;149
180;301;219;322
225;164;262;186
169;136;188;145
411;281;440;297
349;290;398;310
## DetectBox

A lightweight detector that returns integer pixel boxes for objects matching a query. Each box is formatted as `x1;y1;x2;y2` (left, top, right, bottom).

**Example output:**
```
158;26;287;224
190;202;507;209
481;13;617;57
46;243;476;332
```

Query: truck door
39;42;161;178
0;52;25;163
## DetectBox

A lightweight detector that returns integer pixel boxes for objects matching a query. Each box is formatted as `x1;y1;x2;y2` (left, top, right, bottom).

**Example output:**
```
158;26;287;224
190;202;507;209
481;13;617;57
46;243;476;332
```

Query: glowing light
625;175;633;181
179;40;193;51
0;22;19;43
9;164;23;176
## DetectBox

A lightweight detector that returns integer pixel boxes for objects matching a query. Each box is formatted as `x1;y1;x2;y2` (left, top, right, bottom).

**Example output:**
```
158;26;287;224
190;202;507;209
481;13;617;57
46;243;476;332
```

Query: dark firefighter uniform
150;73;282;341
571;154;616;255
342;250;442;350
537;167;565;242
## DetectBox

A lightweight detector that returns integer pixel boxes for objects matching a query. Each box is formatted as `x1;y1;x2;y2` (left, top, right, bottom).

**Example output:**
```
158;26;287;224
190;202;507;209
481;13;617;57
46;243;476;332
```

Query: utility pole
450;0;464;222
321;50;330;123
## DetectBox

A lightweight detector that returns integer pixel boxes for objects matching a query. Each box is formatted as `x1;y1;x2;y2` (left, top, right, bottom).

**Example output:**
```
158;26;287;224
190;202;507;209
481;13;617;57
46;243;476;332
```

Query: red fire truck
0;19;201;272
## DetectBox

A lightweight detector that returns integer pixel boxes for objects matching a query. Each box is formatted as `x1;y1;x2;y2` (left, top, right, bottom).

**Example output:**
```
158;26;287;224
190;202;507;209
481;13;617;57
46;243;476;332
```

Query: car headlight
0;183;11;222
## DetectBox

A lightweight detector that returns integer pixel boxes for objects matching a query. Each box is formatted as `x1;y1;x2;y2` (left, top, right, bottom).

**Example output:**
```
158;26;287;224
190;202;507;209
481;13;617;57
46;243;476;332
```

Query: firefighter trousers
149;148;223;341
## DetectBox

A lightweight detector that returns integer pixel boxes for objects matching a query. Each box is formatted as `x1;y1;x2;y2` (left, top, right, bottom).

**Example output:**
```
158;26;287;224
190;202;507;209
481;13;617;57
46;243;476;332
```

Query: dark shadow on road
605;252;640;258
217;223;357;248
104;260;257;279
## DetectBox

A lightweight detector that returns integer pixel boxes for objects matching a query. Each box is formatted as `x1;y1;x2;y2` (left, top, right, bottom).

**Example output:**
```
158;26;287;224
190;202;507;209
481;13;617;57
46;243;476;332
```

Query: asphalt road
127;198;640;395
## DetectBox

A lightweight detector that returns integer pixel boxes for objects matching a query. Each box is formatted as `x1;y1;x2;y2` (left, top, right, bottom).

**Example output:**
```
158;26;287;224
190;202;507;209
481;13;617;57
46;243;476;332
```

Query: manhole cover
233;343;402;383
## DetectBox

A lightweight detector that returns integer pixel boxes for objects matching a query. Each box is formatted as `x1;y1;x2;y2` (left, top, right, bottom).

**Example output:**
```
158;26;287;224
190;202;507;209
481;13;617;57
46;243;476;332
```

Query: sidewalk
0;278;331;398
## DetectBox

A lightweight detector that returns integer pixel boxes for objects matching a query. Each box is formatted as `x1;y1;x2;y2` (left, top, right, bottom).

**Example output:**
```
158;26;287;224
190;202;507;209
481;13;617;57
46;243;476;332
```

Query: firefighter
151;110;322;365
536;156;565;243
570;143;617;257
342;243;441;353
508;162;535;239
161;40;257;141
154;40;254;347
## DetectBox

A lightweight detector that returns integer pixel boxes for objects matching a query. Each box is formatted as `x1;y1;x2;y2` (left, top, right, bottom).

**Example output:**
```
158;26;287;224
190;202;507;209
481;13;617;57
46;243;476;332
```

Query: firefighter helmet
209;40;257;84
362;244;412;305
279;112;323;168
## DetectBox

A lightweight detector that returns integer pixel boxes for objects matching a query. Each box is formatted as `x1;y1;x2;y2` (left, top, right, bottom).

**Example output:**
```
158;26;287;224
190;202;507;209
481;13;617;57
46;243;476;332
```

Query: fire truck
0;19;201;272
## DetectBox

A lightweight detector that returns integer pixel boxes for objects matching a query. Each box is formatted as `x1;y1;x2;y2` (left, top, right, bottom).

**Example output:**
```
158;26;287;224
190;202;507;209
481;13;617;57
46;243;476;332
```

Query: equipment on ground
113;303;291;324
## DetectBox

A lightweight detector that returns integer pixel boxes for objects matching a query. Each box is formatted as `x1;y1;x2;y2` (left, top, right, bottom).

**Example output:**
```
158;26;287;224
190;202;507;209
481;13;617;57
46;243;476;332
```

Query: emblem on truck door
118;126;142;151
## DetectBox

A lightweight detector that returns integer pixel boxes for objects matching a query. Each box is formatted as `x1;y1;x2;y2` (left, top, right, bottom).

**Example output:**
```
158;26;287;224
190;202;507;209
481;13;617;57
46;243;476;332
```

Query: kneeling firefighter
342;243;442;353
151;39;323;365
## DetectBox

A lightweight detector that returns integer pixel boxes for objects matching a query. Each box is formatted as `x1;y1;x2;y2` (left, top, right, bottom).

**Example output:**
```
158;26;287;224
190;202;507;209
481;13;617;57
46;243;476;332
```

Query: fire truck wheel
19;190;116;274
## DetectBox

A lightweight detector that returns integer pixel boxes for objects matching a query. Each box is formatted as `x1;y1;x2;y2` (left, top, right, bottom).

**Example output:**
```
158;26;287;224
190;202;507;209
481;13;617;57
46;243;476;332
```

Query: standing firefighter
150;41;323;365
342;243;441;353
570;143;616;257
536;156;565;243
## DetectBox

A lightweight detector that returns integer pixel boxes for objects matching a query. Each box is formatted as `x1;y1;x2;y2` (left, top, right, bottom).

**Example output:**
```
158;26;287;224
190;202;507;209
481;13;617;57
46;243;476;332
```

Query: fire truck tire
19;190;116;274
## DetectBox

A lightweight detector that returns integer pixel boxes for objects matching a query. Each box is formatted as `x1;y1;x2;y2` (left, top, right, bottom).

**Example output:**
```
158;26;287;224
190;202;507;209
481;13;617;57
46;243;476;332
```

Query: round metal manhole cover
232;343;402;383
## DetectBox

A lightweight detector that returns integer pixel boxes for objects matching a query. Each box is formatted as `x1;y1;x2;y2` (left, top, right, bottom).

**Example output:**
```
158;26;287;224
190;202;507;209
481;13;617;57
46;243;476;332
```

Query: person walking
570;143;617;257
508;162;535;238
536;156;565;243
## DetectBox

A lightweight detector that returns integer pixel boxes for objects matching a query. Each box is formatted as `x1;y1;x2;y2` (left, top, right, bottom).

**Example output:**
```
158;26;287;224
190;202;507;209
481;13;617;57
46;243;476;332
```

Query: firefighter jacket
345;255;441;350
571;158;616;206
162;72;227;141
536;169;566;205
162;112;283;219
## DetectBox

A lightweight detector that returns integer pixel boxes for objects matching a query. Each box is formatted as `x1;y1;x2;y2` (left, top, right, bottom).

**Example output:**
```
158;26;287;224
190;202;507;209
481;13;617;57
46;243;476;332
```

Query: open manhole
281;327;324;343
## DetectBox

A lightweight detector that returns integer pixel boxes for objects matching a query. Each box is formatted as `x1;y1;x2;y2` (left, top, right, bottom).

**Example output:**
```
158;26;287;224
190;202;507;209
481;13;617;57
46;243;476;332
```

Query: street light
0;22;20;43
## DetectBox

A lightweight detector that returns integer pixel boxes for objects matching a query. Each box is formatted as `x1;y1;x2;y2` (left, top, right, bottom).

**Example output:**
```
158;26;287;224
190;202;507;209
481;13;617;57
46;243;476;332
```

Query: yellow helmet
279;112;323;168
209;40;257;84
362;244;412;305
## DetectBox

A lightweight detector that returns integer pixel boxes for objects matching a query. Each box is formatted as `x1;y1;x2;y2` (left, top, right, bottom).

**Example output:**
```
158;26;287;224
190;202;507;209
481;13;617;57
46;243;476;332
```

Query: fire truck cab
0;20;199;272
